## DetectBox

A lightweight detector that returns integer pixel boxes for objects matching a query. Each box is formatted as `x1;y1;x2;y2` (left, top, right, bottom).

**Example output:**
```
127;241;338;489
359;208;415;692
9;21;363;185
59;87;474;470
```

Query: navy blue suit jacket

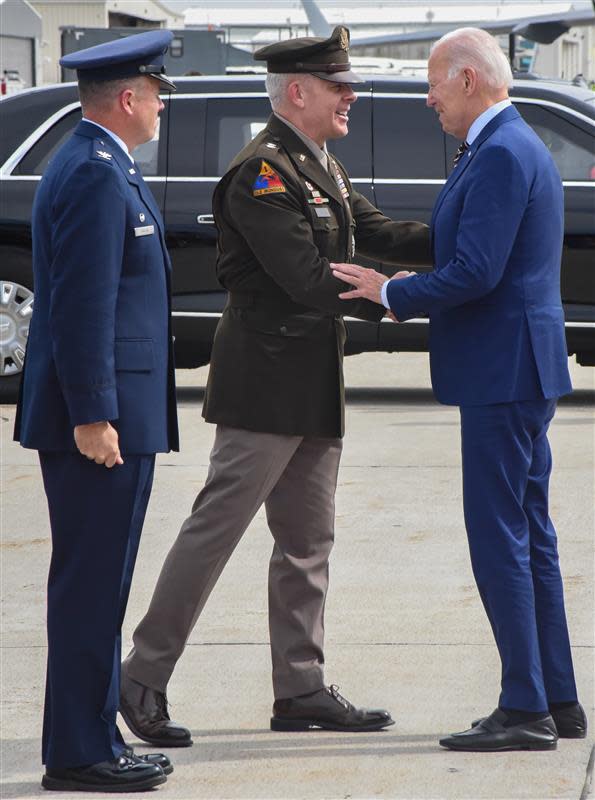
386;106;572;406
15;120;179;453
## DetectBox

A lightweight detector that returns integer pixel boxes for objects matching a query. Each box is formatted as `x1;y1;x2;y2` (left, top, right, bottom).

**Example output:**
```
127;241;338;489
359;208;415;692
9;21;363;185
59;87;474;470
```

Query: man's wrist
380;280;390;309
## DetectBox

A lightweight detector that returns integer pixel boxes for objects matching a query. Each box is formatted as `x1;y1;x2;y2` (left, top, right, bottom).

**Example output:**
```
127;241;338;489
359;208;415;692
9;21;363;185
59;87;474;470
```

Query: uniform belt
227;292;303;311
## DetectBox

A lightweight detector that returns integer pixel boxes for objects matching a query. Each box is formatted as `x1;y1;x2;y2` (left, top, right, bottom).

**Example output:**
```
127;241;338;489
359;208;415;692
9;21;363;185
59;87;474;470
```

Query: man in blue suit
14;31;179;791
331;27;586;752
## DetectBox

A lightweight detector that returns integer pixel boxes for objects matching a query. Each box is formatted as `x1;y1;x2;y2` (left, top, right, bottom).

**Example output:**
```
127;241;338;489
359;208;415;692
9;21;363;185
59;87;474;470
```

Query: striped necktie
453;141;469;166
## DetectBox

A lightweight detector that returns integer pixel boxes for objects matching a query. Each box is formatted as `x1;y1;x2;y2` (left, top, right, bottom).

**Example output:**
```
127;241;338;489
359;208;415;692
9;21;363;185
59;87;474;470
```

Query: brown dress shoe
271;684;394;732
119;672;193;748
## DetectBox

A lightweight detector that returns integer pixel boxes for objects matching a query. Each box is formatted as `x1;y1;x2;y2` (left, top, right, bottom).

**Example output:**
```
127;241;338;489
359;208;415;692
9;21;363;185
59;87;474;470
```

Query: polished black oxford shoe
440;708;558;752
120;672;193;747
471;701;587;739
41;755;166;792
270;684;394;732
121;745;173;775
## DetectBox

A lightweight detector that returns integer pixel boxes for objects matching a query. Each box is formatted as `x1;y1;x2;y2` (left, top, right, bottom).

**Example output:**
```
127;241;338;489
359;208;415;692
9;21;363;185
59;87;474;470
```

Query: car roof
2;72;593;166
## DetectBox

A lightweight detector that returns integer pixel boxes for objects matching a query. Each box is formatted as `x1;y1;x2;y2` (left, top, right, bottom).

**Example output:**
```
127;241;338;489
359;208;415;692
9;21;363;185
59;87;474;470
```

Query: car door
371;92;447;352
165;92;271;305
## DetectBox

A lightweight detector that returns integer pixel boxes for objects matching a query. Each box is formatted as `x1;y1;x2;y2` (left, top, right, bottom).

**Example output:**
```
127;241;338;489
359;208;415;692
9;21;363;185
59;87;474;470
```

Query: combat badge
253;160;286;196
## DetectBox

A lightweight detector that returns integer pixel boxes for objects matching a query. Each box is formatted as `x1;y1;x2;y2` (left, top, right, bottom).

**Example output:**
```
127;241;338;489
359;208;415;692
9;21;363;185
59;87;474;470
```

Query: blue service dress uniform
385;106;578;713
14;119;178;768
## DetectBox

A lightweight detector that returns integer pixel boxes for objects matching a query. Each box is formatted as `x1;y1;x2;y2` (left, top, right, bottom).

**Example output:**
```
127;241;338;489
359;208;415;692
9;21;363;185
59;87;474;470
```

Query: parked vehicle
1;75;594;402
0;70;26;97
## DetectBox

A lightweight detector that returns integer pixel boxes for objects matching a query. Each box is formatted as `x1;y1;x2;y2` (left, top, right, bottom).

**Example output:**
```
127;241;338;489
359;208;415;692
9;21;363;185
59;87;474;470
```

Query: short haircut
431;28;513;89
77;75;146;113
265;72;311;109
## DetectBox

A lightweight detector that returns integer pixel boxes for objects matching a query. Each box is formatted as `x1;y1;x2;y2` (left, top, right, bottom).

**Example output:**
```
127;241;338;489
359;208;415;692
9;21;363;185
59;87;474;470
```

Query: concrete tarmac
1;353;594;800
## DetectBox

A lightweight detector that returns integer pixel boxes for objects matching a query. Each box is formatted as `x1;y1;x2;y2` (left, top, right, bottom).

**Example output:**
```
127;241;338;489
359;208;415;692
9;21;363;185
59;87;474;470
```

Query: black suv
1;75;594;402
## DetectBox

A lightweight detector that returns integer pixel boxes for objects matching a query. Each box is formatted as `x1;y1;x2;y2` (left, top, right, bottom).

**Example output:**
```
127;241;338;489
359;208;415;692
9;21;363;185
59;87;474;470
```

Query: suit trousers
460;399;578;712
125;424;342;699
39;451;155;769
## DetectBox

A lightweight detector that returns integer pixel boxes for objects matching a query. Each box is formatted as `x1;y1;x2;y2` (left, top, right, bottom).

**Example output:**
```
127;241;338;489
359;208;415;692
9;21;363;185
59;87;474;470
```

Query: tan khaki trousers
124;424;342;699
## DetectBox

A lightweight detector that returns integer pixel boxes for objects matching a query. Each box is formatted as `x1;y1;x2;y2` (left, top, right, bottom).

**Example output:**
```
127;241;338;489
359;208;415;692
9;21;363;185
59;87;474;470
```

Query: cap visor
151;73;177;91
312;69;365;84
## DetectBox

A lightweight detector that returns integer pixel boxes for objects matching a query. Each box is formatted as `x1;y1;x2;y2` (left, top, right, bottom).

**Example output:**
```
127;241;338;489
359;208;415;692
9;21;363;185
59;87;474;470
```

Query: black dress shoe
549;703;587;739
440;708;558;752
471;702;588;739
121;745;173;775
120;671;193;748
41;755;166;792
270;685;394;732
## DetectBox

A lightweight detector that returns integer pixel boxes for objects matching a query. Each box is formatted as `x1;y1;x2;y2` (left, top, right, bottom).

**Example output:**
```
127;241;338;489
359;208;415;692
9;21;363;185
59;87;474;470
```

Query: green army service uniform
203;113;430;437
123;29;431;709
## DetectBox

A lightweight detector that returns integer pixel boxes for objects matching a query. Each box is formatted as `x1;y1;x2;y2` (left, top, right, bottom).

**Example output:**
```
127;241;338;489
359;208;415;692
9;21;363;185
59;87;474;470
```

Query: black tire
0;373;22;405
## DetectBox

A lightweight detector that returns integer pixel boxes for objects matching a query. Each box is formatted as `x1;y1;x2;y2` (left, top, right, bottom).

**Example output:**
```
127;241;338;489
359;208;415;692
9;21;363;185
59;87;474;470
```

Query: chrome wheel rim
0;281;33;377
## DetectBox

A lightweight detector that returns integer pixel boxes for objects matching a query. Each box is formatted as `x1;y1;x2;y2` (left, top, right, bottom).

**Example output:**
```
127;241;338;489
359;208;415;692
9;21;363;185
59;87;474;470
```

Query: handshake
330;262;416;319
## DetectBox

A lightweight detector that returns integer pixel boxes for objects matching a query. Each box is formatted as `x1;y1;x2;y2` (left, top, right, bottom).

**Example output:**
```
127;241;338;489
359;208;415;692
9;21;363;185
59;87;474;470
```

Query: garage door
0;36;33;87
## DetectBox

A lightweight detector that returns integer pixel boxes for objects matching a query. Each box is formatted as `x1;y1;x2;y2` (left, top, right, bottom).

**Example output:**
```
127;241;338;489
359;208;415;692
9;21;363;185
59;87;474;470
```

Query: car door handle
196;214;215;225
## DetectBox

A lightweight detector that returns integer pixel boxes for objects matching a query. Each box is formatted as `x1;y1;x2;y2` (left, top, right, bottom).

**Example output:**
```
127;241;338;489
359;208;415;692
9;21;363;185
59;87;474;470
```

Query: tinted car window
167;96;206;177
516;102;595;181
14;109;82;175
205;97;272;176
373;96;446;179
328;95;372;178
13;107;165;177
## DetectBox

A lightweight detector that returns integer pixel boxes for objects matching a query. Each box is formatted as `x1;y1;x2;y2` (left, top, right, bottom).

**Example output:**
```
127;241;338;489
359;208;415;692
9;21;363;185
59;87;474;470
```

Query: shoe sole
41;773;167;792
556;728;587;739
119;706;193;749
270;717;395;732
439;740;557;752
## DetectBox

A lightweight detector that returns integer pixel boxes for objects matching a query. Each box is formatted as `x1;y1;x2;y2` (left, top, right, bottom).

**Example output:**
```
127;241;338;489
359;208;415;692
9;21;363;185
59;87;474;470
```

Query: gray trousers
124;424;342;699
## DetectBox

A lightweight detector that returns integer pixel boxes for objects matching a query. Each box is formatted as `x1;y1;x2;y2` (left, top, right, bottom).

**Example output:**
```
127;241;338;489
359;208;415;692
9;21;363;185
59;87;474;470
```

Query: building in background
59;25;253;80
29;0;183;85
183;1;595;82
0;0;42;91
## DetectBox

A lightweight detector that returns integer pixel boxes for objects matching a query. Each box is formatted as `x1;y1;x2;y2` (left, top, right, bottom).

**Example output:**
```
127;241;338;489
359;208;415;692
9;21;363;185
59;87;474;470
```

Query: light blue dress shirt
82;118;134;163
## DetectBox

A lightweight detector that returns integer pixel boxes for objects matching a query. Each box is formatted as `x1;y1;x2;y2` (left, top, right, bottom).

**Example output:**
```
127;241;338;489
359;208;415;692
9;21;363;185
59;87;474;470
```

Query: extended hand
74;421;123;468
331;262;387;304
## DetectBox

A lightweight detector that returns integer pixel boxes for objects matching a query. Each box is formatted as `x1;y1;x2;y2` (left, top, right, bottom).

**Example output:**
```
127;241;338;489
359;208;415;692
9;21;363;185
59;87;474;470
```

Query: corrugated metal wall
31;2;107;84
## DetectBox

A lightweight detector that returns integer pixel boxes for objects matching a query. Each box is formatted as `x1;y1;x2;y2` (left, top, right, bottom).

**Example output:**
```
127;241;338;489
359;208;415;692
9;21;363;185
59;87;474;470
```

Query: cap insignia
339;27;349;51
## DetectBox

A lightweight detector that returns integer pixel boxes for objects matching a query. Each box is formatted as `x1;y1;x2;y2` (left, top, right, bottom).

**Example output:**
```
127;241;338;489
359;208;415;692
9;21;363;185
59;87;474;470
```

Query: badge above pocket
134;225;155;237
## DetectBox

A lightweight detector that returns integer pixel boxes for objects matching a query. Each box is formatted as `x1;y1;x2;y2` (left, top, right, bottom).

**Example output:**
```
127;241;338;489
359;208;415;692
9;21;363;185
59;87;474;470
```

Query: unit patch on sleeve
252;160;286;196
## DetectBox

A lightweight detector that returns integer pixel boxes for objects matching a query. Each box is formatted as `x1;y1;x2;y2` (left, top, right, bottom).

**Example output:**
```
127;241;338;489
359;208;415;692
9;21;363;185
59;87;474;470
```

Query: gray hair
78;75;147;113
265;72;311;109
431;28;513;89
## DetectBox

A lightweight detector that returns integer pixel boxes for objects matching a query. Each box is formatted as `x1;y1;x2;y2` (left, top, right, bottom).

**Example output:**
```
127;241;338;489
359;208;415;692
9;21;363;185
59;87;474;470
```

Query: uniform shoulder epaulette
90;139;114;164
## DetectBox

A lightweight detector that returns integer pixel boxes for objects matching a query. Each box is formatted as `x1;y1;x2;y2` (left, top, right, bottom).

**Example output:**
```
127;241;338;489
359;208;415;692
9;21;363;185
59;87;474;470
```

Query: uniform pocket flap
114;338;154;372
240;310;332;339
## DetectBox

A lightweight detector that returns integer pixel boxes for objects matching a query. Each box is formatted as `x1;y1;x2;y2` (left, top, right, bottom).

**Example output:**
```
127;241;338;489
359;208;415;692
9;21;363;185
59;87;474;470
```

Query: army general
120;26;431;744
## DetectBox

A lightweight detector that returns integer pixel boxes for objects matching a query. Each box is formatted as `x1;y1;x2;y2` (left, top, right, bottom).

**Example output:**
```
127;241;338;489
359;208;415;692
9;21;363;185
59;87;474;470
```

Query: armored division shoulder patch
252;160;286;196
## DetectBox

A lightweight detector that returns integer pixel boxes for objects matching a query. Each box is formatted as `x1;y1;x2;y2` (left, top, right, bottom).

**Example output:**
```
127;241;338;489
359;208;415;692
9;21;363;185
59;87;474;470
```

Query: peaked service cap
254;26;363;84
60;29;176;91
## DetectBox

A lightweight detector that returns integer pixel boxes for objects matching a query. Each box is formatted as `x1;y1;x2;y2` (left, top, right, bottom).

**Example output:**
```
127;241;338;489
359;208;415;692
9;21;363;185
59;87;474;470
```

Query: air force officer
14;31;179;792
